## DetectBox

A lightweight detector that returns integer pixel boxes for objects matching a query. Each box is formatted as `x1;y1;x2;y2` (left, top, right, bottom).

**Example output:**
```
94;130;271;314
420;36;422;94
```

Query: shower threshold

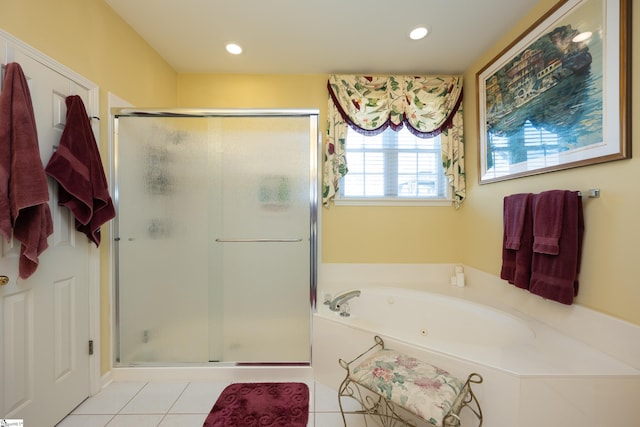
111;364;314;383
117;361;311;367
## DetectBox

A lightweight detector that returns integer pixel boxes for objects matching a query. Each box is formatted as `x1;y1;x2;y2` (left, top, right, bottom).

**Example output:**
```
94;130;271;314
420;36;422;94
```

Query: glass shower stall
113;109;318;366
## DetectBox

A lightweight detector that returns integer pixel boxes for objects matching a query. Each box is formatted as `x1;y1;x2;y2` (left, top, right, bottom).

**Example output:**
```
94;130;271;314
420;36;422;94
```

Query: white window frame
335;127;453;207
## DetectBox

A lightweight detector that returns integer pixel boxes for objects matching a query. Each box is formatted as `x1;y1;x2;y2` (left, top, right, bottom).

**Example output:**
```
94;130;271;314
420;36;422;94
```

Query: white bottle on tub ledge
452;265;465;287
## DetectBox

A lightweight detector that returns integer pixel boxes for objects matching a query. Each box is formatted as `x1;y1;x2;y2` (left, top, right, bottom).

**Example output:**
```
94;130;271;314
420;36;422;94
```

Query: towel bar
215;238;303;243
578;188;600;198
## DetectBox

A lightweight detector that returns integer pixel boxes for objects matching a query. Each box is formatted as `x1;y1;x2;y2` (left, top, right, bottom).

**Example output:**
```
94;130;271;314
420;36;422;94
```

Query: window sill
334;198;453;207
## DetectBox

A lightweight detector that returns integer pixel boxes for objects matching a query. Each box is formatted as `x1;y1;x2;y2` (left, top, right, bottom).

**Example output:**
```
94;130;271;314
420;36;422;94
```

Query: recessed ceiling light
572;31;592;43
225;43;243;55
409;26;429;40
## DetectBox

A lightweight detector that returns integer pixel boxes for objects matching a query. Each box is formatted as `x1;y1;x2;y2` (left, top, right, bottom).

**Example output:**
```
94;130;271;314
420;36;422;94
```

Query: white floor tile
105;414;165;426
313;381;341;412
314;381;362;413
158;413;209;426
314;411;369;427
168;381;228;414
55;414;114;427
120;382;188;414
72;382;147;414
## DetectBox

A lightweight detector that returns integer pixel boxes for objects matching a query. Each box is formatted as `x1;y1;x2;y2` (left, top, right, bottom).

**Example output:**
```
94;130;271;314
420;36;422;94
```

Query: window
487;120;561;176
337;126;450;205
322;75;465;208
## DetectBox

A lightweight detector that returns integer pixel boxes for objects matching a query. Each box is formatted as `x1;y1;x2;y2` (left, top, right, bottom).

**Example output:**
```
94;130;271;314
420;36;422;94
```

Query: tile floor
56;380;369;427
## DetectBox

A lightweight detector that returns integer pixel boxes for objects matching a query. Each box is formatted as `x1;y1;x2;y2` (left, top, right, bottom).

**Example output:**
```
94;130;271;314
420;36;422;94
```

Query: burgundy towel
0;62;53;279
500;193;533;289
529;191;584;305
532;190;566;255
45;95;115;246
504;193;531;250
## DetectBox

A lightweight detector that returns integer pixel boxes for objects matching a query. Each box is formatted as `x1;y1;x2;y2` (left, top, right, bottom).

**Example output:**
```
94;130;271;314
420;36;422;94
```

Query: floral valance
322;74;465;207
327;74;463;136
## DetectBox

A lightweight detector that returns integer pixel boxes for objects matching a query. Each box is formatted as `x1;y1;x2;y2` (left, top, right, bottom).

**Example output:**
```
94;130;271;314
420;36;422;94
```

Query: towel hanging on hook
53;114;100;150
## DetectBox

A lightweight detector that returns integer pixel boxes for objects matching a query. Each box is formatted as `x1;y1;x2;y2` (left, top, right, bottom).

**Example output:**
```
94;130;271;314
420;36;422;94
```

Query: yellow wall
461;0;640;325
177;74;464;263
0;0;178;110
2;0;639;381
0;0;178;376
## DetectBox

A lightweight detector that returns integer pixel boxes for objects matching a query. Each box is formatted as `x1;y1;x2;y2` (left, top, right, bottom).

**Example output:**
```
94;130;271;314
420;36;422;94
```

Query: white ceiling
104;0;540;75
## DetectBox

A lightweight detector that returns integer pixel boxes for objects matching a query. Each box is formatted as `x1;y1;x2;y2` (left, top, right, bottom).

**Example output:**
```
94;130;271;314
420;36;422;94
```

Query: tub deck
313;286;640;427
316;287;637;377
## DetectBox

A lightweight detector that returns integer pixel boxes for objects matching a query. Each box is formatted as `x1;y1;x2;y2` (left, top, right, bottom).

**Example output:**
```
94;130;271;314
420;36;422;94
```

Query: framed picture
477;0;631;184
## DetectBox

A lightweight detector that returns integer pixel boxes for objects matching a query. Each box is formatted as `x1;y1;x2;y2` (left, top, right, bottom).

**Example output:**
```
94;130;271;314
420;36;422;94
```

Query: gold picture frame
477;0;631;184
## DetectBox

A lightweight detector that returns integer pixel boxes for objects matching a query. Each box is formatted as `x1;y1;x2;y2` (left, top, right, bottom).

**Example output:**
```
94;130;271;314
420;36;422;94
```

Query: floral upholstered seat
349;349;465;426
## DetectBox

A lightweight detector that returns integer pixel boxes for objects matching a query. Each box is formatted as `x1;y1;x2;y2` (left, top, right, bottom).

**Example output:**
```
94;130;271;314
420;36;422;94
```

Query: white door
1;48;95;425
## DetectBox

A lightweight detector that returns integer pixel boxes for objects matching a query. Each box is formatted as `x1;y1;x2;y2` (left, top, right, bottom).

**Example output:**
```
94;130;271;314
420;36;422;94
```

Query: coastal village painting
480;0;605;179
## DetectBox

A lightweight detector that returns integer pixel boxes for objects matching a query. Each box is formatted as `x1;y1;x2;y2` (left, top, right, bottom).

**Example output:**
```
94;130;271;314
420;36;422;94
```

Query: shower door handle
215;238;304;243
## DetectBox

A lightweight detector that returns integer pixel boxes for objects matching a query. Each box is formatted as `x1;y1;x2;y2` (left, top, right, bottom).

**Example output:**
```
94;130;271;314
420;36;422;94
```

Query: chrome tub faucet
329;290;361;311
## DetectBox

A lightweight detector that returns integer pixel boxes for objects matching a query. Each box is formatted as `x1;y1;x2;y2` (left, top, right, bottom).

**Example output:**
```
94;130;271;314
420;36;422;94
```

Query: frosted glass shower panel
213;116;311;362
217;117;310;239
117;117;211;364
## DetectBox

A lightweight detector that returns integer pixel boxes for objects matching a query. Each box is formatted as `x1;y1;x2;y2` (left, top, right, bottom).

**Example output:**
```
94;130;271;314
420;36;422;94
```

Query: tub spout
329;290;361;311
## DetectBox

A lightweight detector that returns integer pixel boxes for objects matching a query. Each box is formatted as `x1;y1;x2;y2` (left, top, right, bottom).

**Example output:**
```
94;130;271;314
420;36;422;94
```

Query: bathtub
312;286;640;427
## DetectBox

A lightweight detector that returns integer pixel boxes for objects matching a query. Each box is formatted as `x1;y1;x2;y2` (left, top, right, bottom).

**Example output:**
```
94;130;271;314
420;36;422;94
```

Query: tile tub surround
316;263;640;427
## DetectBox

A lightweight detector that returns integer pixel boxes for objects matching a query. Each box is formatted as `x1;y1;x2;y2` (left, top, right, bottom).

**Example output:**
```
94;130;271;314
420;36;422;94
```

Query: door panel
1;41;95;426
1;288;32;415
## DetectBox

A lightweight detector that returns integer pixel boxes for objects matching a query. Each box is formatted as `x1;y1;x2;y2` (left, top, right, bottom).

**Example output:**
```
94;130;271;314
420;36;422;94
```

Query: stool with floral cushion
338;336;483;427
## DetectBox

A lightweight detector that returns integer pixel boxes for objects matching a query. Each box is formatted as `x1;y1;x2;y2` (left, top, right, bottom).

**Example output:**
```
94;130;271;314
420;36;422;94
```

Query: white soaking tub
312;286;640;427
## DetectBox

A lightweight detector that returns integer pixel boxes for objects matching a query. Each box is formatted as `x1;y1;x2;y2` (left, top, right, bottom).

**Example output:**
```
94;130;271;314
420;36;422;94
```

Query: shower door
114;110;317;365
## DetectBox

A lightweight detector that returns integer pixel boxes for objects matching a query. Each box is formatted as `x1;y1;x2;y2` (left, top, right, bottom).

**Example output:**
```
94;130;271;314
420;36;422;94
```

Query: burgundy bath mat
203;382;309;427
